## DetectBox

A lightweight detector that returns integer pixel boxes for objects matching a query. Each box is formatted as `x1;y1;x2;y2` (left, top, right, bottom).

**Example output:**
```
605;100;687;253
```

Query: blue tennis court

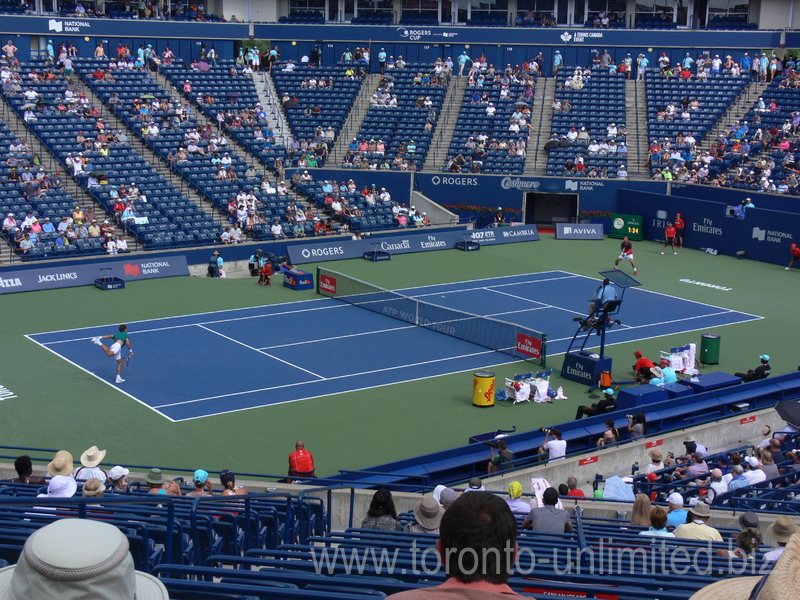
27;271;761;422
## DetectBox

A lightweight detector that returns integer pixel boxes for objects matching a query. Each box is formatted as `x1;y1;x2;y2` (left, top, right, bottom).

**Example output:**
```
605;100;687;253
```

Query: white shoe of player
115;376;125;384
91;337;102;345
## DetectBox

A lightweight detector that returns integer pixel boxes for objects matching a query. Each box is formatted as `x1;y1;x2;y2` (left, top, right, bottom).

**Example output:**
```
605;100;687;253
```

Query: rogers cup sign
319;274;337;294
516;333;541;358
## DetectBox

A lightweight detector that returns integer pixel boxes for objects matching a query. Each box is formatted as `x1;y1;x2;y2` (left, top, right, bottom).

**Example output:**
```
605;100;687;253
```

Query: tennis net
317;267;547;365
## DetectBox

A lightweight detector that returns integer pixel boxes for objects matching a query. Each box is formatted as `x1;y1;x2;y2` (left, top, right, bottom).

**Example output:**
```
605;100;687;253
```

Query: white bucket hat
0;519;169;599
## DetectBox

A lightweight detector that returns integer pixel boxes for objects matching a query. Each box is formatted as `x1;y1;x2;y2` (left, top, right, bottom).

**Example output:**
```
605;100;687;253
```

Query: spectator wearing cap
82;477;105;498
644;449;665;474
522;487;573;533
505;481;532;515
764;515;799;561
639;506;675;538
288;440;315;478
440;487;458;510
487;439;514;473
12;455;46;485
539;428;567;462
405;496;444;534
73;445;108;482
735;354;771;382
187;469;213;496
575;388;617;419
361;488;402;531
108;465;129;493
666;492;688;528
675;452;709;483
674;502;722;541
649;359;678;385
743;456;767;485
0;519;170;599
632;350;655;383
464;477;485;492
219;470;248;496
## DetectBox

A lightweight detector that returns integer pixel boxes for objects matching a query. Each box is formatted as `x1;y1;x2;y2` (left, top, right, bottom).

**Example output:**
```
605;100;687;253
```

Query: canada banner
516;333;542;359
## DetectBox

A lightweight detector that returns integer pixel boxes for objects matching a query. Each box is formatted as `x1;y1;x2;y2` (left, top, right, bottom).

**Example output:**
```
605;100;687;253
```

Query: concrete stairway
326;73;382;166
704;80;761;146
256;70;293;147
422;75;468;171
526;76;556;175
625;79;649;178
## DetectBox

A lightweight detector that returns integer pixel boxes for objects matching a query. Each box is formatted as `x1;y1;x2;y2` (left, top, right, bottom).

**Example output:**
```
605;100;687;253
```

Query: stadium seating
270;64;364;167
0;118;107;259
75;61;295;236
159;58;290;174
445;72;535;175
545;66;627;178
345;64;445;171
3;60;223;250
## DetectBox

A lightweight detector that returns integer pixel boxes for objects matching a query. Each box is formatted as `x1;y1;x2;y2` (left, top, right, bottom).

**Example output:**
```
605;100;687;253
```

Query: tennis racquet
124;351;134;367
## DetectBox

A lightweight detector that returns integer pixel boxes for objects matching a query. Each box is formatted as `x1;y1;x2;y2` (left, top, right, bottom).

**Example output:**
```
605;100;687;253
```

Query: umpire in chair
575;279;622;332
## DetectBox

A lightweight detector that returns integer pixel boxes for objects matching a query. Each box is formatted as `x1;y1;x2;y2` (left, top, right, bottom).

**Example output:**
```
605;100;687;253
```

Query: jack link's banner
0;255;188;294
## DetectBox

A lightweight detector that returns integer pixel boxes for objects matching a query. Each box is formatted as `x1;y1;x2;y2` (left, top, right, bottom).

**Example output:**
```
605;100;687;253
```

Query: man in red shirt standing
632;350;655;383
673;213;685;247
661;221;678;255
787;243;800;270
288;440;315;477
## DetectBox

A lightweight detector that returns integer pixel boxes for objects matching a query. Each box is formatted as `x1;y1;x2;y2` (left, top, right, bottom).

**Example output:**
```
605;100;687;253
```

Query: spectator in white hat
743;456;766;485
37;475;77;499
764;516;799;561
0;518;169;599
665;492;687;529
108;465;130;493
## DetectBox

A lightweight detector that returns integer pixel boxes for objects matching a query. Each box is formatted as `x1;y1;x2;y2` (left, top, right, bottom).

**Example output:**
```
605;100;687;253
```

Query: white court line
23;334;176;423
558;269;762;318
547;315;765;357
196;324;324;379
546;309;754;343
411;273;580;299
154;347;500;409
39;302;351;345
168;355;522;422
258;323;416;350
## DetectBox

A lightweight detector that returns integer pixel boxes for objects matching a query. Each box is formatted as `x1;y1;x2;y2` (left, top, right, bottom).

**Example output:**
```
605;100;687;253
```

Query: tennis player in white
91;324;133;384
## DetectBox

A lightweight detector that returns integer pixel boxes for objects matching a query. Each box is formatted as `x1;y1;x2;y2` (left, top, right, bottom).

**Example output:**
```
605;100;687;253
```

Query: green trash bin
700;333;721;364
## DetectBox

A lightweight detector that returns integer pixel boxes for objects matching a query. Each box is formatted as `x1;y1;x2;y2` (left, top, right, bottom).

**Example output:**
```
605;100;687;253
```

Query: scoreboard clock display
609;213;644;240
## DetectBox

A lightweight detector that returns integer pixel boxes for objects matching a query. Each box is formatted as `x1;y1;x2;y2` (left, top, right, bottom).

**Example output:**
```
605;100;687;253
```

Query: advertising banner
555;223;604;239
288;226;539;264
0;255;189;294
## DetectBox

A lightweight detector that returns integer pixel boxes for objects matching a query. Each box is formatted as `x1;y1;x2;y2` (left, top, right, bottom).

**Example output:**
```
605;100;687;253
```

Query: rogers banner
288;226;539;265
0;255;189;294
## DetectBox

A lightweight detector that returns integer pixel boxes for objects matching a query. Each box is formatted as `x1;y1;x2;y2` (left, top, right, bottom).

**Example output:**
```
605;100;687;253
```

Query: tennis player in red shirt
614;236;638;275
288;440;315;477
661;222;678;255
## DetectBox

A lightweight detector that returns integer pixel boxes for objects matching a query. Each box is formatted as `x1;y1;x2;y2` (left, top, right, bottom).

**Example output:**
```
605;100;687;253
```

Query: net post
315;266;321;294
541;334;547;368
